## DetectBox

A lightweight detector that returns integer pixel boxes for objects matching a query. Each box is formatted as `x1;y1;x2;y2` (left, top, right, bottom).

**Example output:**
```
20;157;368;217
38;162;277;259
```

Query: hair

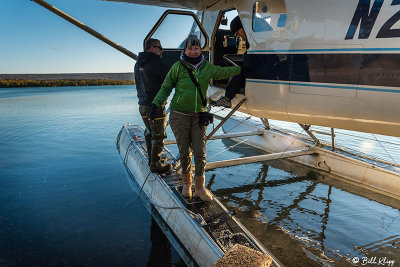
184;35;201;49
144;38;160;51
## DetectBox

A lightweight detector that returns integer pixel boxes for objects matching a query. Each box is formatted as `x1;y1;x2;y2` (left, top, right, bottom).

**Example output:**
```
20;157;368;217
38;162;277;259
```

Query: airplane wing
102;0;228;11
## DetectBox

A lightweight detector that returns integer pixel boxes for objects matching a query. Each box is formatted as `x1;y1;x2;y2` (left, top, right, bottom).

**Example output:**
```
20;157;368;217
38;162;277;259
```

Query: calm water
0;86;184;266
1;85;399;266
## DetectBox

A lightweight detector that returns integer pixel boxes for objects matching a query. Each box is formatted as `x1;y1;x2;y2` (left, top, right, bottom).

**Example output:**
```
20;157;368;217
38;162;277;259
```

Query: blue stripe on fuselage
247;48;400;53
246;80;400;93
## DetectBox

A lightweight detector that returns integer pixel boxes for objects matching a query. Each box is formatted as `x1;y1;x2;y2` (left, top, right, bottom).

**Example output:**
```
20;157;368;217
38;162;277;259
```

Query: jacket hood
137;52;161;67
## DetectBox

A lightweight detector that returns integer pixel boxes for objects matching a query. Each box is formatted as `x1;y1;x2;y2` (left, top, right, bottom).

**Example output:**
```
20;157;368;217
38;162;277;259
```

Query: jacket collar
180;51;205;71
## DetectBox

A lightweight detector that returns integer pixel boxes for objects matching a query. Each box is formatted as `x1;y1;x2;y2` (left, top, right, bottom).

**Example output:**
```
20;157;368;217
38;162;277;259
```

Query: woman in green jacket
150;35;241;201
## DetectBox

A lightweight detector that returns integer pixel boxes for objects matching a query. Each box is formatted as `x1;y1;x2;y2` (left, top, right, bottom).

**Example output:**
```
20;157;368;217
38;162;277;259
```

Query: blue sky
0;0;172;74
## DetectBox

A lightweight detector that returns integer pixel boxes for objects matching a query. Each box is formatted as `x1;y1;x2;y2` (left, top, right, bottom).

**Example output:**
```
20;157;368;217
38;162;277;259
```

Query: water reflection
206;139;400;266
127;176;188;267
147;218;172;267
0;86;187;267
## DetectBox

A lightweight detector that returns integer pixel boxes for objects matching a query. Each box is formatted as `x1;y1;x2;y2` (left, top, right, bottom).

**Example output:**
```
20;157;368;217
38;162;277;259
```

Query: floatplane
31;0;400;265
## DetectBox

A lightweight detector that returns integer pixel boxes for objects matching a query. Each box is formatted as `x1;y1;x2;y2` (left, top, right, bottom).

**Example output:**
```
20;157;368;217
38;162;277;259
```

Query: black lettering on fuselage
345;0;384;39
377;0;400;38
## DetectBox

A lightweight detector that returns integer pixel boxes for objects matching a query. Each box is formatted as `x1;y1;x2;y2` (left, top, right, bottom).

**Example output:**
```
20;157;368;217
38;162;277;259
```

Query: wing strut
299;124;322;147
31;0;138;61
206;98;247;141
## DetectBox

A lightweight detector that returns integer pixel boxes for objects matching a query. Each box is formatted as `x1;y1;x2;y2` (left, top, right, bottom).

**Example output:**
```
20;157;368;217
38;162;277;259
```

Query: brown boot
181;172;192;198
194;175;213;201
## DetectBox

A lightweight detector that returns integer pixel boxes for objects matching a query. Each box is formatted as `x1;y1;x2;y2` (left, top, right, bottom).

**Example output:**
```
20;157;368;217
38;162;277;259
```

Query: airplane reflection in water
147;218;186;267
205;139;400;266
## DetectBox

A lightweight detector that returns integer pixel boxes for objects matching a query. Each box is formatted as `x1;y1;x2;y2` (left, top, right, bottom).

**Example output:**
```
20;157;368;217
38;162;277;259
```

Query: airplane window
150;14;206;49
253;1;287;32
196;11;202;24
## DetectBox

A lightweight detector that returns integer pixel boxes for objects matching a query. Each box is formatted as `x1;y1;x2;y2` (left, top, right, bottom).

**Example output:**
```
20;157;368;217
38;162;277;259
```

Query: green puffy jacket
152;60;241;112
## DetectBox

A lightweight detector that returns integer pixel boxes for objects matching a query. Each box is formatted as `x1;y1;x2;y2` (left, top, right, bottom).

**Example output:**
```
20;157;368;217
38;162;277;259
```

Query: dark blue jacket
134;52;169;106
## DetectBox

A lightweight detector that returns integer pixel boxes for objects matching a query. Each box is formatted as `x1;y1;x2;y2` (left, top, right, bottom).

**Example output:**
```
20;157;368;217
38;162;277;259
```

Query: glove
147;103;158;121
199;112;213;127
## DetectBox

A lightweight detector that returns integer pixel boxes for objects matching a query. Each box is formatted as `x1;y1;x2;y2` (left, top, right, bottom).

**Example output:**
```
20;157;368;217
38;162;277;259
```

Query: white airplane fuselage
203;0;400;137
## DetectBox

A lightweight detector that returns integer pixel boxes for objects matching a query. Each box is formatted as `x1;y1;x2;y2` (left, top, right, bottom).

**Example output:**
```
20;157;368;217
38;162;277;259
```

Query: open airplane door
144;10;209;68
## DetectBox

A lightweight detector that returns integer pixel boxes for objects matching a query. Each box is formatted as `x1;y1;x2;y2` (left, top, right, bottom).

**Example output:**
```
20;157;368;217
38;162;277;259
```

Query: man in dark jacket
134;38;171;173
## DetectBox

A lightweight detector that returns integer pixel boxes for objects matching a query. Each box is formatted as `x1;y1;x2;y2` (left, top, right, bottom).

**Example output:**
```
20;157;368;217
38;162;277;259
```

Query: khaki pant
169;109;207;177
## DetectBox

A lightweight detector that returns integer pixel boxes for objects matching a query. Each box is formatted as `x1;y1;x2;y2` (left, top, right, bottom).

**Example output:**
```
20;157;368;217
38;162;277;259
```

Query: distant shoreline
0;72;134;80
0;73;135;88
0;79;135;88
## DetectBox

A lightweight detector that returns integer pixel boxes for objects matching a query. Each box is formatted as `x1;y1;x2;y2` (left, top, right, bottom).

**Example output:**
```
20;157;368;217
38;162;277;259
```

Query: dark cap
230;16;243;34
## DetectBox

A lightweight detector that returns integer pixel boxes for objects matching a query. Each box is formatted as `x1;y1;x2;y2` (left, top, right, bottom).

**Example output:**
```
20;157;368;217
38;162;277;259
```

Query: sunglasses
153;45;163;50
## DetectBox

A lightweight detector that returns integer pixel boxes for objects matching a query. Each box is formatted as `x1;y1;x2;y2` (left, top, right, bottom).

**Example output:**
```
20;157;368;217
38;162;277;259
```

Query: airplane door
144;10;209;68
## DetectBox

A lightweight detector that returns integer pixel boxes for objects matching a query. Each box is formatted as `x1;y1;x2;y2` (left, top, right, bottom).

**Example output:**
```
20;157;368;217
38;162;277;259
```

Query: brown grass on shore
0;79;135;88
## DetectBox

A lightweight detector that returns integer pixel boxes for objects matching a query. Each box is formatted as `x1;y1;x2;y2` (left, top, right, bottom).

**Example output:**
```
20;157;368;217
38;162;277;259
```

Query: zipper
193;68;198;112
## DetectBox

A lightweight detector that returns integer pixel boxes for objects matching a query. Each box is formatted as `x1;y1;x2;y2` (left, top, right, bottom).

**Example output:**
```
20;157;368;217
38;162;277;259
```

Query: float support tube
260;118;270;130
206;98;247;141
299;124;321;146
164;130;264;145
31;0;138;61
204;148;316;170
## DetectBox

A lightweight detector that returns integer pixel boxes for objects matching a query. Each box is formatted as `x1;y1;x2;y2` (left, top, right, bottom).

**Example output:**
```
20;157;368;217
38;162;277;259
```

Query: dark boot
145;133;152;166
145;135;167;166
210;96;232;108
150;140;172;173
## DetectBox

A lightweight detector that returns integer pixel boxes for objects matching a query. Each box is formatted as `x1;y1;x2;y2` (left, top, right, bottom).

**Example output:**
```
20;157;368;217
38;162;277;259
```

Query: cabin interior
211;8;247;93
144;8;247;96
